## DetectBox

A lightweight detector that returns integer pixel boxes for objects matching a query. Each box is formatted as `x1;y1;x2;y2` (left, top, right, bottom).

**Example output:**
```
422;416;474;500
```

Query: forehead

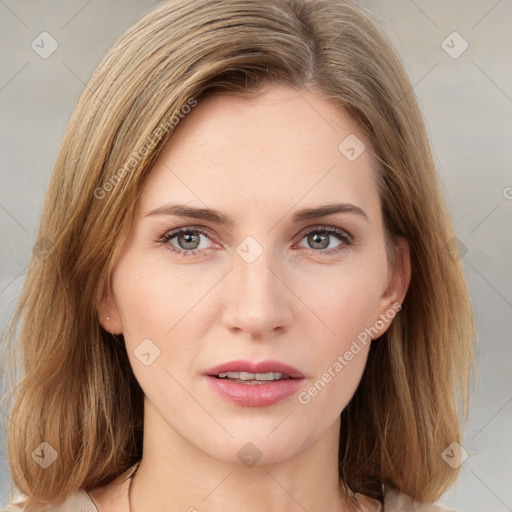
139;85;380;221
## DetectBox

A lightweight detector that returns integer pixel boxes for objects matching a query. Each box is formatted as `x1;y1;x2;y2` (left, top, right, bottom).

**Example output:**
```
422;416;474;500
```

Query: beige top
2;464;459;512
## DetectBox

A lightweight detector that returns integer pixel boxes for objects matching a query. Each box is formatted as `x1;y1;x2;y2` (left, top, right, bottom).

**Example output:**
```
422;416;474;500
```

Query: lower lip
204;376;303;407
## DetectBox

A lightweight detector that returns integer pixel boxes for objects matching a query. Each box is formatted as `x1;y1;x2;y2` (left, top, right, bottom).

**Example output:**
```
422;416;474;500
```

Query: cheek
302;263;383;344
111;257;220;390
297;290;374;419
294;263;383;409
112;256;209;337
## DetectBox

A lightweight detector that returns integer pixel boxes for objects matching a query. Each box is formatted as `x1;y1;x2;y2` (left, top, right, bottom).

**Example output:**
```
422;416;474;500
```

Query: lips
204;359;305;379
203;359;305;407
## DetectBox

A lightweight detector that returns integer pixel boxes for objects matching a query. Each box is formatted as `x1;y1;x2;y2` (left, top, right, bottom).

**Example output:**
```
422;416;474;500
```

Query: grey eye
307;232;330;250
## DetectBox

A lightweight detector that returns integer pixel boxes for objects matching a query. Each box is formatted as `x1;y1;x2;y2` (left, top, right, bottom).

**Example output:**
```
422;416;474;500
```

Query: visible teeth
217;371;288;381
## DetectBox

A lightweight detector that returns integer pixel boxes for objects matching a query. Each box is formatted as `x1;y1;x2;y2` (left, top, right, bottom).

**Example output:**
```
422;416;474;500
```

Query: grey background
0;1;511;510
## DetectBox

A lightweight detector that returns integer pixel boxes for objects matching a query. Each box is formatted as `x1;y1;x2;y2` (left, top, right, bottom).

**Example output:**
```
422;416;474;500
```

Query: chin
194;428;309;467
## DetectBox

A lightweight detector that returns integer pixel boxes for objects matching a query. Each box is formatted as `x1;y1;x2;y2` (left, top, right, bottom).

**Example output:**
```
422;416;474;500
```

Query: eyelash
158;225;353;258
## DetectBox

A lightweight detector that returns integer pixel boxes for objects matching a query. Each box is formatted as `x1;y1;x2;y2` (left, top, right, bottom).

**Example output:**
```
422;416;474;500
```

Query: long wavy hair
2;0;475;506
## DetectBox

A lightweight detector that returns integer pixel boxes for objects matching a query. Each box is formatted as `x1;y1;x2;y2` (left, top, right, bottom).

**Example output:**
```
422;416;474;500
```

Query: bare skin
93;85;410;512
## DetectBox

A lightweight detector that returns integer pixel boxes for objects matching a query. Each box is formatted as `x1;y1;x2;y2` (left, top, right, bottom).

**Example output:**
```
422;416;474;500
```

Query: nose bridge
223;237;292;336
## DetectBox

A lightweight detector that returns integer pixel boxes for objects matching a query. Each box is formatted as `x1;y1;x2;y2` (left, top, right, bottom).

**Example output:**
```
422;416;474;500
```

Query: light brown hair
2;0;475;506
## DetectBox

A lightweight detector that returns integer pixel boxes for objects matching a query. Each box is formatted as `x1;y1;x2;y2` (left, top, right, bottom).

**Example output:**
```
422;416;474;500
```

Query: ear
97;287;124;335
373;236;411;337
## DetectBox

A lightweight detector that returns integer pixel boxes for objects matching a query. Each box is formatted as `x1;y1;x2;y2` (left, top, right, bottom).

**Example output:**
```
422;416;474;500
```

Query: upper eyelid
301;224;352;236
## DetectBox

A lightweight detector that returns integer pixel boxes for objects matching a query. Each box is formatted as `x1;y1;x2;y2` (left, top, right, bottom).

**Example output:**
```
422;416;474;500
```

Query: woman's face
101;85;409;466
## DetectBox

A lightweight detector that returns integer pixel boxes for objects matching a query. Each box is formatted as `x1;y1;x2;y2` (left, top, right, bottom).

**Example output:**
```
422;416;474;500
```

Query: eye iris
308;232;329;250
178;232;200;250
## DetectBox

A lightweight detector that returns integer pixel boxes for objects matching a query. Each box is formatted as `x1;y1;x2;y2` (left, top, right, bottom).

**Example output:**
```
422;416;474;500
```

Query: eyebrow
144;202;368;224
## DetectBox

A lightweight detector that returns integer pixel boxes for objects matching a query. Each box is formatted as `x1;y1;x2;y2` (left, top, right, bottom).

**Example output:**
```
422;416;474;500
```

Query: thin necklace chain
128;474;133;512
126;463;381;512
127;462;140;512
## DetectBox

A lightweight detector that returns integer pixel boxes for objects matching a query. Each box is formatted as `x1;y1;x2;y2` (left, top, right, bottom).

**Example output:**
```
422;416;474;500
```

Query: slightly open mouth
213;371;293;384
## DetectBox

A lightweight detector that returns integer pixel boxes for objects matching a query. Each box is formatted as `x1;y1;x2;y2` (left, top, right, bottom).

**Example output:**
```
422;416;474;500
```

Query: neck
130;400;355;512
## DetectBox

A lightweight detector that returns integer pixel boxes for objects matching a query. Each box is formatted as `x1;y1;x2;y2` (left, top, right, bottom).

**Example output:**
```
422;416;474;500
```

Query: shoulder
1;463;139;512
1;489;98;512
383;488;460;511
352;488;460;512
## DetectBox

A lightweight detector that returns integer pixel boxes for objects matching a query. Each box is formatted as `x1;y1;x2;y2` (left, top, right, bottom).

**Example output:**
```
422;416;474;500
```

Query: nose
221;244;293;340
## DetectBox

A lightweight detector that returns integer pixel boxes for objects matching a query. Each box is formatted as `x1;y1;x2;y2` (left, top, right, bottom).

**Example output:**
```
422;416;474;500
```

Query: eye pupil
308;232;329;250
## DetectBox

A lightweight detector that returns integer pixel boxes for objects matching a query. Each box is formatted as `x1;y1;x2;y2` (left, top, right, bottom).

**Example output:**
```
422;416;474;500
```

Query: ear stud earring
106;316;110;321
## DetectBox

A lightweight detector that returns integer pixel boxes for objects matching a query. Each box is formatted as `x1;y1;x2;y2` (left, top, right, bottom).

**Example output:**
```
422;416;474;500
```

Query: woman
1;0;474;510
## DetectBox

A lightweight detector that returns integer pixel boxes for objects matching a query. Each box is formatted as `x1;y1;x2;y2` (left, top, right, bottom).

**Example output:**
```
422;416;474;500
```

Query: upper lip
204;359;305;379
